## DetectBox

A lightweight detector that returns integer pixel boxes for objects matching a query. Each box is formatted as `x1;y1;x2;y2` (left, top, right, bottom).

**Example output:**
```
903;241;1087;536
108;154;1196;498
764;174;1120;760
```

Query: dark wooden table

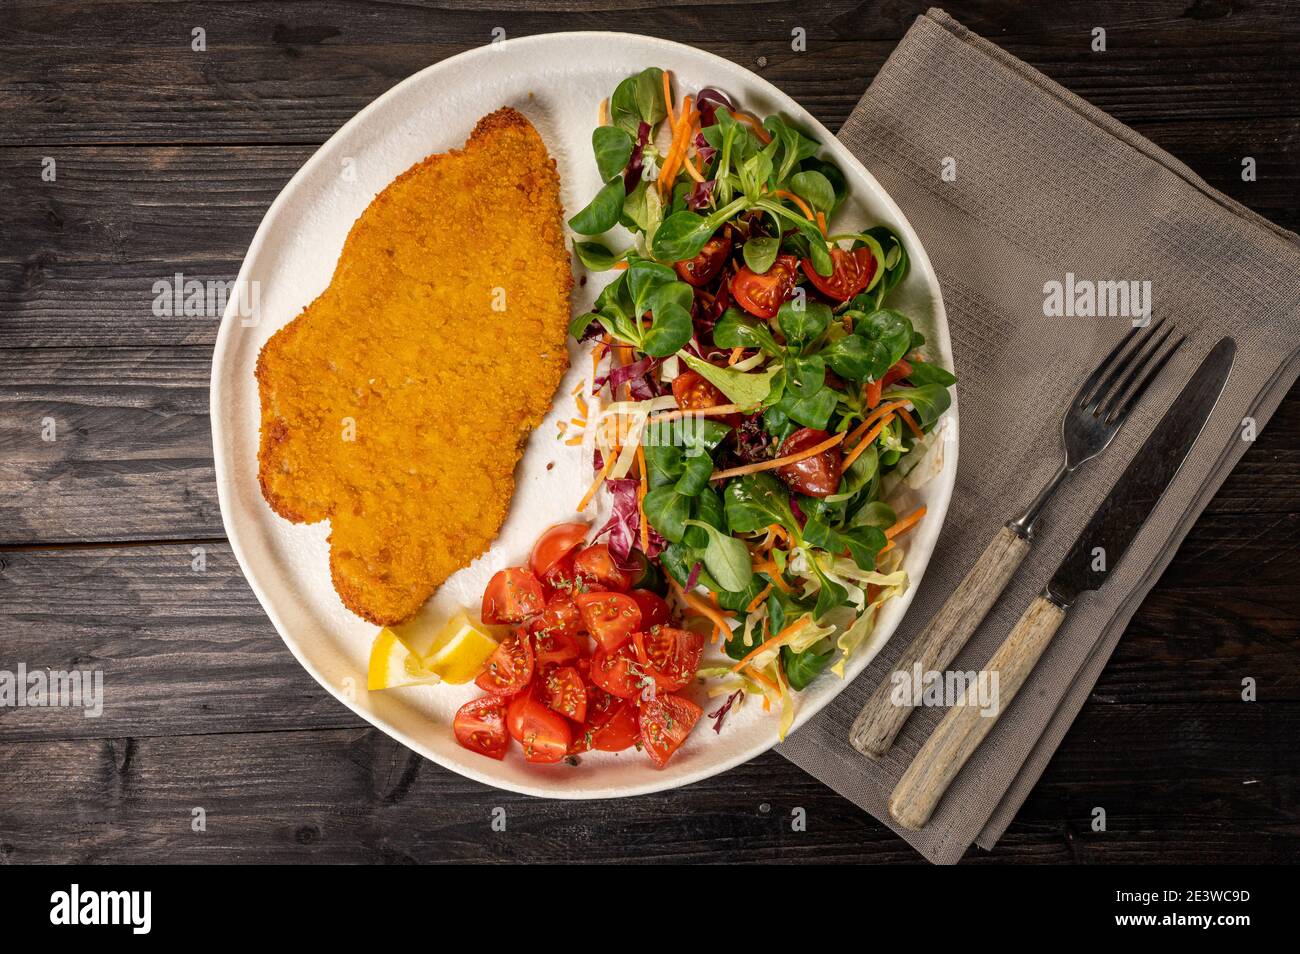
1;1;1297;864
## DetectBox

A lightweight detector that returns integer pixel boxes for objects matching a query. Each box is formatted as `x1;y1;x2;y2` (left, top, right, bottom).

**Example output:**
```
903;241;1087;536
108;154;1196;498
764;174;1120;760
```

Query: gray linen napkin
776;8;1300;864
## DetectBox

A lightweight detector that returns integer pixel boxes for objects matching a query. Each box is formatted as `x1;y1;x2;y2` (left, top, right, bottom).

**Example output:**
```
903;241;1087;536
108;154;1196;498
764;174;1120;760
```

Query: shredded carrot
598;98;609;126
682;154;705;183
751;561;792;592
746;584;773;613
658;102;697;198
571;381;585;396
772;188;817;223
569;417;586;428
575;394;589;416
611;261;629;270
841;413;895;470
748;666;778;696
816;211;828;235
731;111;772;144
670;577;735;643
727;346;744;366
590;340;606;383
648;404;746;423
577;453;617;512
885;505;927;540
731;617;810;672
844;400;909;448
635;444;650;553
710;431;845;481
565;435;584;446
662;70;675;128
896;406;924;439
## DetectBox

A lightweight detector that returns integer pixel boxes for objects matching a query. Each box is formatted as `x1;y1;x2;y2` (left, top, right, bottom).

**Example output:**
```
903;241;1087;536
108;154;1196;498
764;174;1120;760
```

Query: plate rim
210;30;959;799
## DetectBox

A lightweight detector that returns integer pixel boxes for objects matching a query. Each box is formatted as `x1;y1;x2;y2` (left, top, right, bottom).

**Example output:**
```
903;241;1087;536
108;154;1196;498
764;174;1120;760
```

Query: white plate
211;31;957;798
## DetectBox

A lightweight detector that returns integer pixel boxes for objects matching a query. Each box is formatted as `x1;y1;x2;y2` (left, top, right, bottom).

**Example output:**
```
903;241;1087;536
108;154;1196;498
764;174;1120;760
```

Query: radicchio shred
595;478;665;560
709;689;743;733
624;121;651;194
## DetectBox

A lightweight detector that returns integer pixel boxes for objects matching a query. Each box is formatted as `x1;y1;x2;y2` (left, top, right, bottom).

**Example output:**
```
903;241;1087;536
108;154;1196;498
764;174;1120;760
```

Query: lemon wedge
367;627;440;691
422;611;501;684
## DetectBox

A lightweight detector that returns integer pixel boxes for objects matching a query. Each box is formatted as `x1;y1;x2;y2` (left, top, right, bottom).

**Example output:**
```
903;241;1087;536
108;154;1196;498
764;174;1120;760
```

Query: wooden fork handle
849;525;1031;759
888;594;1067;831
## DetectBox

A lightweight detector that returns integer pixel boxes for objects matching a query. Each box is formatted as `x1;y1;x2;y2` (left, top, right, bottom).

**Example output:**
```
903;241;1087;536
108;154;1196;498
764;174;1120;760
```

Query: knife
888;337;1236;831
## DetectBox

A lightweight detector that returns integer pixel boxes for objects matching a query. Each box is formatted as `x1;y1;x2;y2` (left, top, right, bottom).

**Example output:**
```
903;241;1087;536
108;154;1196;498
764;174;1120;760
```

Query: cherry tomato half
529;523;589;578
730;254;798;319
628;589;672;629
538;552;579;597
640;694;703;767
474;631;534;695
775;427;842;498
532;628;582;671
453;695;510;760
590;698;641;752
481;567;545;624
575;591;642;652
589;642;642;699
535;593;583;641
633;626;704;692
506;690;572;764
673;230;732;287
540;665;588;723
800;246;877;302
672;369;728;412
572;543;632;592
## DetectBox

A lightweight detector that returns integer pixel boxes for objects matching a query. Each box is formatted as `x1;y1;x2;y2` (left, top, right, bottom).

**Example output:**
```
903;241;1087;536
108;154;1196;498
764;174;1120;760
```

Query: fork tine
1104;334;1186;426
1074;321;1146;410
1098;321;1178;420
1081;317;1168;413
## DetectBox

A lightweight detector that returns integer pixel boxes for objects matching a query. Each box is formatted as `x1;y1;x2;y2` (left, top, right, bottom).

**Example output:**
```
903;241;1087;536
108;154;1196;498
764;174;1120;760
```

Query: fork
848;319;1184;759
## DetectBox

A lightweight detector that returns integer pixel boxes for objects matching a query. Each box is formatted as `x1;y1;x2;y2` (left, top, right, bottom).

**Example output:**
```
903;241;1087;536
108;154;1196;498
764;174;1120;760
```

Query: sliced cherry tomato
863;358;913;410
628;589;672;629
590;699;640;752
671;369;728;411
775;427;842;498
530;523;589;578
506;690;572;764
481;567;545;624
730;254;798;319
589;641;642;699
540;665;588;723
533;629;582;671
535;594;583;640
800;246;877;302
640;694;703;767
673;230;732;287
452;695;510;760
538;552;578;597
473;631;534;695
633;625;705;692
575;591;642;652
572;543;633;592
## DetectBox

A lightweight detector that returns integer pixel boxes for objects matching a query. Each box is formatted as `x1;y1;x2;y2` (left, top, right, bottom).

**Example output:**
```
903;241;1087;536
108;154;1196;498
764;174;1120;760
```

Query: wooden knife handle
849;524;1031;759
888;593;1067;831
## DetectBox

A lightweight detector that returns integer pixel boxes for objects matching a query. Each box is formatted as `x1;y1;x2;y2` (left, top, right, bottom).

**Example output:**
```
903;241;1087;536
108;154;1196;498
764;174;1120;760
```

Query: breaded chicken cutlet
256;107;573;625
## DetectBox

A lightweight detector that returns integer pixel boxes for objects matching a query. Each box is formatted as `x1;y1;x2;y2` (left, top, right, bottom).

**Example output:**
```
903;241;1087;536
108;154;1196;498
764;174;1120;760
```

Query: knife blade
1046;335;1236;608
889;336;1236;831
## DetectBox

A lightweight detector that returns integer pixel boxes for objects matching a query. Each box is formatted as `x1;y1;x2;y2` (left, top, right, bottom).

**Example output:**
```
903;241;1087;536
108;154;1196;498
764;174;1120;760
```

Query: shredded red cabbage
696;88;735;127
594;477;665;561
709;689;743;733
693;131;717;169
687;179;716;211
624;120;651;193
685;560;703;591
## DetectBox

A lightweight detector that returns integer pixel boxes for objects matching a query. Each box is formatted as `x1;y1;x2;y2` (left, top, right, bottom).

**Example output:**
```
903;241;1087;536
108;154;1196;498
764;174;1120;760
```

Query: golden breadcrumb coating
256;107;573;625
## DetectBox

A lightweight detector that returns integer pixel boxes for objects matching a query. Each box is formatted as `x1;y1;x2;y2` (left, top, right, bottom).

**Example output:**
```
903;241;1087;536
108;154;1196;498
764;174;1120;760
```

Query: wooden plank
0;700;1294;863
0;536;1295;744
2;1;1296;146
0;347;219;544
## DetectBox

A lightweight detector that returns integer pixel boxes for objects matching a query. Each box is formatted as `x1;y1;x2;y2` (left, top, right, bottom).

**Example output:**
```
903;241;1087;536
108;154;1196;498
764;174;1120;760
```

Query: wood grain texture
851;524;1032;758
0;0;1297;863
